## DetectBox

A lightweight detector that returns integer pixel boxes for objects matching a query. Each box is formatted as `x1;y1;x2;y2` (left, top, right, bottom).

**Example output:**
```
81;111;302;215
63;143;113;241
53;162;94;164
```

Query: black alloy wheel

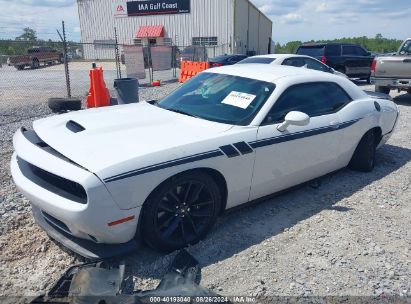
142;172;221;252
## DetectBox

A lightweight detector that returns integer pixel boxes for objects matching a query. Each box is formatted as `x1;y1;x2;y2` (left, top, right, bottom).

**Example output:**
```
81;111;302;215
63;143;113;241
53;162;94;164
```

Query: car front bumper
30;205;138;259
11;128;141;258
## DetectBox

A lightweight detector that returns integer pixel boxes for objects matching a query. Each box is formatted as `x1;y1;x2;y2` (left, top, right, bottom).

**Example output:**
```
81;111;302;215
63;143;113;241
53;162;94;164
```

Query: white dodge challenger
11;65;399;258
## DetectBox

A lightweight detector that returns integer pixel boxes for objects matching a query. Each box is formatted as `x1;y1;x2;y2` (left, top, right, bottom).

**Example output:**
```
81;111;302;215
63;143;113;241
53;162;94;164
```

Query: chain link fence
0;25;232;107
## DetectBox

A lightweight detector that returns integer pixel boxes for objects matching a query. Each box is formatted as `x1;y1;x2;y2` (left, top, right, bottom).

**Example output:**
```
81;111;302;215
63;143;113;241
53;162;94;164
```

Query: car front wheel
141;171;222;252
348;130;377;172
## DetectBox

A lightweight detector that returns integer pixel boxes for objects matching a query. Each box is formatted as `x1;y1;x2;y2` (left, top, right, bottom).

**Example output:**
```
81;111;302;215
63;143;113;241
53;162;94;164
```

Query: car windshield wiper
166;108;198;118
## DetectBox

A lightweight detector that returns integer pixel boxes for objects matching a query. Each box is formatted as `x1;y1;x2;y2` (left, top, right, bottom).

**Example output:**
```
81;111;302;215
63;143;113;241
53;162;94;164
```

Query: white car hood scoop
66;120;86;133
33;102;232;173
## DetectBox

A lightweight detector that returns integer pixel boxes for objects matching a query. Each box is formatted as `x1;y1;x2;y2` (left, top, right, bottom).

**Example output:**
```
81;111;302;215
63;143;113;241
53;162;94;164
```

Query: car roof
248;54;312;59
299;42;357;47
207;64;323;82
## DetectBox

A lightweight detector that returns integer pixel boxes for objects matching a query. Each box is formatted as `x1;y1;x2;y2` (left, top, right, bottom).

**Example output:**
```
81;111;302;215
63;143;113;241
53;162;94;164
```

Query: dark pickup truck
296;43;374;82
8;47;64;70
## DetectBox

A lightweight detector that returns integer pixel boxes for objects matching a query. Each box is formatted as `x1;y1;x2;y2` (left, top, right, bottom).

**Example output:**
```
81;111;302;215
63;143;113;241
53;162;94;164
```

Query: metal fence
0;25;232;107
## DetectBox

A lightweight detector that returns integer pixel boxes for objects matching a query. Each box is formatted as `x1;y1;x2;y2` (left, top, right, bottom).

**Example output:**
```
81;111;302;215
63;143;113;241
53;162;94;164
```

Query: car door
354;46;373;75
249;82;353;200
342;45;369;77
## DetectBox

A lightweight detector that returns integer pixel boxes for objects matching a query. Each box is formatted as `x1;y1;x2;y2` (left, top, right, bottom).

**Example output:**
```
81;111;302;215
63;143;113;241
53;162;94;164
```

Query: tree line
274;34;403;54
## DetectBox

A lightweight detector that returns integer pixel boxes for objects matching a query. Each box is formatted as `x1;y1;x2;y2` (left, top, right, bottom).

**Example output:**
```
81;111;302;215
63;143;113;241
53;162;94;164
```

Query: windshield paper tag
222;91;256;109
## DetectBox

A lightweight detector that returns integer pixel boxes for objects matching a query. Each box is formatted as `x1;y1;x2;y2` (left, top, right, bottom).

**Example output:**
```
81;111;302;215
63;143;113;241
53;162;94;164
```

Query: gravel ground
0;70;410;298
0;62;177;106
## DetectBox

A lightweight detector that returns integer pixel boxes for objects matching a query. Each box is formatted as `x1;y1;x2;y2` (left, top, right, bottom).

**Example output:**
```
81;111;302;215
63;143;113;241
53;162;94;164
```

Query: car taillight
371;59;377;73
212;63;222;67
321;56;327;64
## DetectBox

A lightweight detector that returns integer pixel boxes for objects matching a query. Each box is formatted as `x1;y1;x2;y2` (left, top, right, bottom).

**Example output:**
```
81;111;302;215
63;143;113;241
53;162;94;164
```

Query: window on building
163;38;172;45
192;37;218;46
94;40;116;49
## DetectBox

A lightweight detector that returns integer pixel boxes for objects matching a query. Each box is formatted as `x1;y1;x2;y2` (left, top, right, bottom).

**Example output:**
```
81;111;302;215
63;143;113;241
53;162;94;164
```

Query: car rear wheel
348;130;377;172
141;171;221;252
375;86;390;94
365;74;371;84
31;58;40;69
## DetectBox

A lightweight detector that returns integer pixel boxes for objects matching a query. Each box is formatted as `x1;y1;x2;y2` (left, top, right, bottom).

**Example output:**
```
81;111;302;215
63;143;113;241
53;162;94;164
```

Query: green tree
16;27;37;41
7;46;16;55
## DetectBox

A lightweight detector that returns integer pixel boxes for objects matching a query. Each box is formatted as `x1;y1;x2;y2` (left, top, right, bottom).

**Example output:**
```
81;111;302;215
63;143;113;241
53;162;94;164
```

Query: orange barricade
86;65;111;108
179;61;210;83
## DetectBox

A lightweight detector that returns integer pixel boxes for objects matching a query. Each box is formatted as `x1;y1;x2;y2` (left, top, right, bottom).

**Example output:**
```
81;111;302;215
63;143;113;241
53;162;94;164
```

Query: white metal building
77;0;273;59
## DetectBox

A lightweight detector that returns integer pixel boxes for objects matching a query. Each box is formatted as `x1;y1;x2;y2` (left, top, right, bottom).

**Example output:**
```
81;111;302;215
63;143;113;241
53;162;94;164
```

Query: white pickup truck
371;38;411;94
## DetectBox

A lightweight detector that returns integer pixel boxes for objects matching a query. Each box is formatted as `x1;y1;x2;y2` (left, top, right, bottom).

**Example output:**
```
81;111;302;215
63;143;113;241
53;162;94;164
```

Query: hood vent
66;120;85;133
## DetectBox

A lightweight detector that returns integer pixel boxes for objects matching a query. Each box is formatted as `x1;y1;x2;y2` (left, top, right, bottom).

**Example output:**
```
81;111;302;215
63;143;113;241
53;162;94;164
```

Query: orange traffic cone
87;63;110;108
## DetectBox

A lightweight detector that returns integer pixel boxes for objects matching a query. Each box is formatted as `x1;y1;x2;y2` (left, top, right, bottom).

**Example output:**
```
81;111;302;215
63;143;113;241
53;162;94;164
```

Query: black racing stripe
249;119;360;149
219;145;240;158
233;141;254;154
104;150;224;183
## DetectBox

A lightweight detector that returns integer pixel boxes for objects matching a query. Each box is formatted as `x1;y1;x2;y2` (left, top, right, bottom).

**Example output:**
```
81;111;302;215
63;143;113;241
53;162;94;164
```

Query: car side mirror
329;67;335;73
277;111;310;132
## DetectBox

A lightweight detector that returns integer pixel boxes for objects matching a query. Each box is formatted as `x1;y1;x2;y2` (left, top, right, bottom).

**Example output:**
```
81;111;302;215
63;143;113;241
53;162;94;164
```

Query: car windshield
399;40;411;55
157;72;275;126
238;57;276;64
297;46;325;57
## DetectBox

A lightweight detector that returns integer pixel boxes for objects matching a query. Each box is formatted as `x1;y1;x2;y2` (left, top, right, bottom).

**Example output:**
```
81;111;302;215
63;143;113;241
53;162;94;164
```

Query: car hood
33;102;233;173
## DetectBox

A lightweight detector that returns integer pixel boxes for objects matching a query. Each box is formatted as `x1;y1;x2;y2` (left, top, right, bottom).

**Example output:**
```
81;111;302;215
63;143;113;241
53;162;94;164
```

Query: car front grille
17;157;88;204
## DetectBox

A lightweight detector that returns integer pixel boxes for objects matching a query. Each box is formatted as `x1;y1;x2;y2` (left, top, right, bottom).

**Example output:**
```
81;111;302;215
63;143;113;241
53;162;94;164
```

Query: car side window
325;44;341;56
303;58;329;72
342;46;356;56
355;46;367;56
282;58;306;67
262;82;352;125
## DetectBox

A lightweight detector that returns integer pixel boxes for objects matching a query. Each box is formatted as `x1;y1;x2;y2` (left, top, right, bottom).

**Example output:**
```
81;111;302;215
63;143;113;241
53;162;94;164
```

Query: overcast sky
0;0;410;44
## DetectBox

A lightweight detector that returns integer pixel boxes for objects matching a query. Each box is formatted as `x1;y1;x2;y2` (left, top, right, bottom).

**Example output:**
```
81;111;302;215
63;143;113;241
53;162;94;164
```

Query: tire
407;89;411;95
16;65;25;70
31;58;40;69
365;74;371;84
141;171;222;252
48;98;82;113
348;130;377;172
375;86;390;94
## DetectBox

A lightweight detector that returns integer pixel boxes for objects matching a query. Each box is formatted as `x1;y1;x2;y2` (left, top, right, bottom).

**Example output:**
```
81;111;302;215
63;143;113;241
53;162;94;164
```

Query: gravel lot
0;65;410;298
